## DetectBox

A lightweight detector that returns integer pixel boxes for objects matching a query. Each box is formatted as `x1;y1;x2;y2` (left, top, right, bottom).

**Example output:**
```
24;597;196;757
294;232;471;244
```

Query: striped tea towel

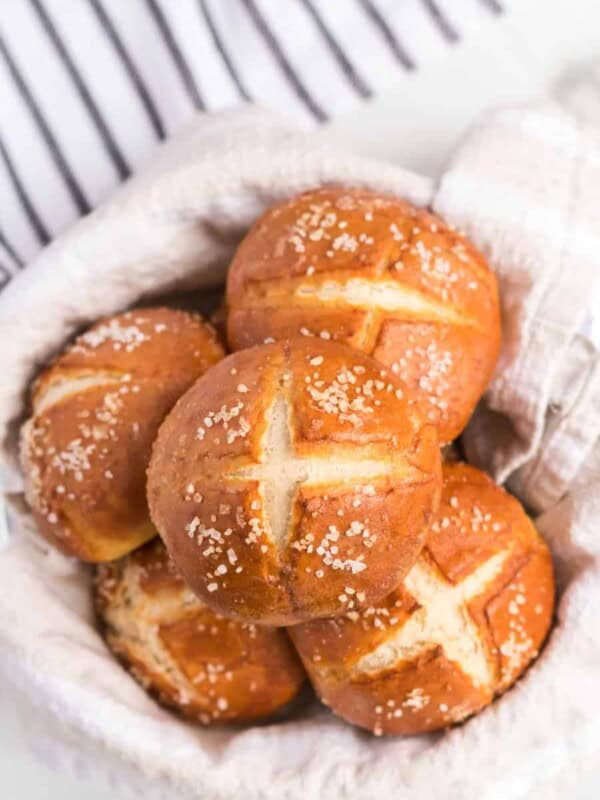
0;0;507;273
0;104;600;800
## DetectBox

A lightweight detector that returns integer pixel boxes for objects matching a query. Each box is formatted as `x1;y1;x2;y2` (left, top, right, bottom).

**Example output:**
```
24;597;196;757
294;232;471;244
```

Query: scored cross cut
223;389;422;550
354;549;512;687
34;372;126;414
239;269;480;325
233;231;487;359
296;279;478;350
296;279;477;327
237;268;482;354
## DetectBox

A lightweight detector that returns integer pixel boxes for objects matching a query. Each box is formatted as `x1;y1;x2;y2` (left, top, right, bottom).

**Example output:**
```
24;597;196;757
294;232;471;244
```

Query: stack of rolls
19;187;555;735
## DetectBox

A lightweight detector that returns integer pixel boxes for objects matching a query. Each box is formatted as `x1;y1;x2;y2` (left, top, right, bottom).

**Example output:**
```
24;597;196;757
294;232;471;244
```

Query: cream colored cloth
0;105;599;800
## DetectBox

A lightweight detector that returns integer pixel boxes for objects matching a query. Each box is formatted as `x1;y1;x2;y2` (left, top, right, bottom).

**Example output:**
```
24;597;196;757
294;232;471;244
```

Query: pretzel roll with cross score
20;308;224;562
147;339;441;626
96;538;306;725
226;187;501;444
289;463;555;736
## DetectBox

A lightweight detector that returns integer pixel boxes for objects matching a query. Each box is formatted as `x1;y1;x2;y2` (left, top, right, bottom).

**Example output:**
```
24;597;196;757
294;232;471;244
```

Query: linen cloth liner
0;105;599;800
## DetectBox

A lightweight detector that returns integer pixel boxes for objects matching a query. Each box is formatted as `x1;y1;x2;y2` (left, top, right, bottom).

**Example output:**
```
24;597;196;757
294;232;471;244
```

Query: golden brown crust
289;463;554;736
95;539;306;725
147;339;441;625
20;308;225;562
226;187;501;443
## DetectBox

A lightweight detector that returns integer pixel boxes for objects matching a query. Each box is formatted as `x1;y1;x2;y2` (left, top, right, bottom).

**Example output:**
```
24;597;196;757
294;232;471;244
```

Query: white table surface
2;0;600;797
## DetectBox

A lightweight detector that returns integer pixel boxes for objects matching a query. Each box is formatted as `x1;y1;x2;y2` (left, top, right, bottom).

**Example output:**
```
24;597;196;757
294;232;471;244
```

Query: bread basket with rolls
1;106;599;800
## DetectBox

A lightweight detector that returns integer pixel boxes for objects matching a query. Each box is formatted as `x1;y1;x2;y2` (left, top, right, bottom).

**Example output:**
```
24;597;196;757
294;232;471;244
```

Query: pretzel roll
96;539;305;725
226;187;501;444
20;308;224;562
290;463;554;736
147;339;441;626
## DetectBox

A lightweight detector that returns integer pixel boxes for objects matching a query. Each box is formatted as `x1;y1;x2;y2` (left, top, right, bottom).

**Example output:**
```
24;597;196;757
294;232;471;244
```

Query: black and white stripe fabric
0;0;504;280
